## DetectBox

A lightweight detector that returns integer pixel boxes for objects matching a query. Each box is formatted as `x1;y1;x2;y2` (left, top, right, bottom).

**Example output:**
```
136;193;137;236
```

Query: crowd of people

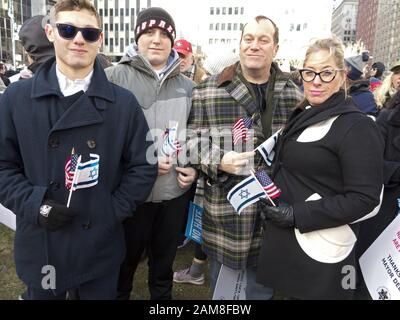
0;0;399;300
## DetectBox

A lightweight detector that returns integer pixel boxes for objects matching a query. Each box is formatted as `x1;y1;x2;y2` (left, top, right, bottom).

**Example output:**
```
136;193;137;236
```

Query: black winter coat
256;91;384;299
0;58;158;293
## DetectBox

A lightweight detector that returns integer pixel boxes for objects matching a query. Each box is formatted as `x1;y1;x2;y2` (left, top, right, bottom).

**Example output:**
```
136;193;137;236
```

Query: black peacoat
0;58;158;293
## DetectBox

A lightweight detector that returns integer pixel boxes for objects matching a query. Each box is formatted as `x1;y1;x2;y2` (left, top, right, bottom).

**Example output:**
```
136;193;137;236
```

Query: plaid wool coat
187;61;303;270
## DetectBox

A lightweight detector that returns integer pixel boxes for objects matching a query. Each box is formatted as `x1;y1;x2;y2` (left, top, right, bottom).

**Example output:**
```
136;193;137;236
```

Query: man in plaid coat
187;16;303;299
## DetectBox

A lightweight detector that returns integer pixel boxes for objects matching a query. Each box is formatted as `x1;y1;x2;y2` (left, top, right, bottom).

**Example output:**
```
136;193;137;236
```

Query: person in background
186;15;303;299
374;61;400;110
369;61;385;91
0;63;10;86
0;0;157;300
174;38;206;83
106;7;197;300
256;37;383;300
18;15;55;77
345;53;378;116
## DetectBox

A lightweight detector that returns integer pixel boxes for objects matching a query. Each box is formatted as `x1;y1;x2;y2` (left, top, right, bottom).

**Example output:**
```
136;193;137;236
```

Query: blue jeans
209;258;273;300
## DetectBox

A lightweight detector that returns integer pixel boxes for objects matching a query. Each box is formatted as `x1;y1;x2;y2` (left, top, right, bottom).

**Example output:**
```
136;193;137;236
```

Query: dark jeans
117;190;192;300
194;242;207;261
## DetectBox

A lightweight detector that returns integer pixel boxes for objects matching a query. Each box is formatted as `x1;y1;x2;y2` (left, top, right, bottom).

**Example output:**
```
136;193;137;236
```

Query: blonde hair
374;72;397;109
303;37;347;95
304;37;345;70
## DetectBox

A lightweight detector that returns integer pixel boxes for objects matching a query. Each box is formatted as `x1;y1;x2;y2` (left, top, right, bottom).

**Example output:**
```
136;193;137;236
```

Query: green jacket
187;61;303;269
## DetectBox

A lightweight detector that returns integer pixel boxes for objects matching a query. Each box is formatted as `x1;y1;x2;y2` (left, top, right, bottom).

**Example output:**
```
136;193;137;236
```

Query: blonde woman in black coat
256;38;384;300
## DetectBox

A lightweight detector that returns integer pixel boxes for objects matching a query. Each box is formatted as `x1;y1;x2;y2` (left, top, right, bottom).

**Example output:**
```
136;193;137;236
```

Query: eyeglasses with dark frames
299;68;344;83
55;23;102;42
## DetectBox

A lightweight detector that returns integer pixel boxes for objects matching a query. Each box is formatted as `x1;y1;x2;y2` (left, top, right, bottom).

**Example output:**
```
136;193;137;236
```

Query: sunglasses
55;23;102;42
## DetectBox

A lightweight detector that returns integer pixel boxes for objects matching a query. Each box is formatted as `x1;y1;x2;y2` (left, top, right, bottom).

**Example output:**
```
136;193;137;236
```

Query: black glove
38;199;76;231
259;198;295;228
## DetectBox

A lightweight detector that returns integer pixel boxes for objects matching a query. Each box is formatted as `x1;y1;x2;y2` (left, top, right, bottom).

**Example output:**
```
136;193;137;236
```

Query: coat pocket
294;193;357;264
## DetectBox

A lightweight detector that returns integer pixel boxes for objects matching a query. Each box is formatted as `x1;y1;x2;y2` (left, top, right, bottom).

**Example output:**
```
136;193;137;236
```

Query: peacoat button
87;139;96;149
49;181;60;191
82;221;92;230
49;138;59;148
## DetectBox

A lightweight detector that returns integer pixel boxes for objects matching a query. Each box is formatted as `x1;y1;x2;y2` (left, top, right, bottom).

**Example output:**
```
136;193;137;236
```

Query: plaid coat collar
215;62;289;117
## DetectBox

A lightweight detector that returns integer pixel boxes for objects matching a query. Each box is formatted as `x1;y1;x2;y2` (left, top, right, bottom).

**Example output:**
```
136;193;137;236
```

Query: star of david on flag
227;175;266;215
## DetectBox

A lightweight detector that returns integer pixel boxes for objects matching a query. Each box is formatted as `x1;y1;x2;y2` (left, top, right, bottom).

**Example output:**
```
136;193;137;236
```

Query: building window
233;23;238;31
290;23;294;31
120;22;123;31
110;9;113;16
121;38;124;52
105;37;108;46
125;0;129;15
234;7;238;15
115;24;118;34
228;23;231;31
241;7;244;15
210;7;214;15
115;37;118;46
221;23;225;31
216;8;220;15
110;38;113;52
296;24;301;31
100;9;103;16
126;23;129;34
209;38;213;44
210;23;213;30
120;8;124;16
222;7;226;15
303;23;308;30
240;23;244;31
228;7;232;15
105;23;108;32
105;9;108;17
215;23;219;31
110;23;113;31
221;39;225;44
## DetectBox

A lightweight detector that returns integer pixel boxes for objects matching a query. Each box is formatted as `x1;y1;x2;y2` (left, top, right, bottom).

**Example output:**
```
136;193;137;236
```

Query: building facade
0;0;55;65
95;0;152;60
356;0;379;56
372;0;400;69
331;0;359;45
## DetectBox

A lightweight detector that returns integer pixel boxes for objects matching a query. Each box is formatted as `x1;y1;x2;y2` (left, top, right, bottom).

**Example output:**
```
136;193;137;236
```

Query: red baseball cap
174;39;193;56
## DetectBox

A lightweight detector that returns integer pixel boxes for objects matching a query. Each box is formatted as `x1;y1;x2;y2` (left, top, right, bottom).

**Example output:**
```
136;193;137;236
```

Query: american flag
232;116;253;145
161;128;182;157
65;152;79;190
254;170;281;199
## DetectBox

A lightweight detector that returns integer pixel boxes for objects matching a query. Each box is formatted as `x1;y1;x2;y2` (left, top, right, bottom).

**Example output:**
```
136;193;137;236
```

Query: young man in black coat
0;0;157;300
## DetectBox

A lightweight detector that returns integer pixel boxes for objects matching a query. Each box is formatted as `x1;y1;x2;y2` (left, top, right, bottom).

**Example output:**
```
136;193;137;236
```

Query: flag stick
67;155;81;208
250;169;276;207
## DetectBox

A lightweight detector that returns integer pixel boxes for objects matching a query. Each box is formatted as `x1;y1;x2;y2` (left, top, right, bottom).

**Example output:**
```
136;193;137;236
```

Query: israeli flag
256;129;282;166
227;176;266;215
73;153;100;190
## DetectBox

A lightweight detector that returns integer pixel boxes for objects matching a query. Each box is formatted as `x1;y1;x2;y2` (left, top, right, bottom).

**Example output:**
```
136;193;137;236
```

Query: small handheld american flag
254;170;281;200
65;149;78;190
232;116;253;145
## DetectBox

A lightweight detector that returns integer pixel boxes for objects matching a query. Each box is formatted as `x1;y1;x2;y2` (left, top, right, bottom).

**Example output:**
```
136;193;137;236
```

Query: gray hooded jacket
105;45;195;202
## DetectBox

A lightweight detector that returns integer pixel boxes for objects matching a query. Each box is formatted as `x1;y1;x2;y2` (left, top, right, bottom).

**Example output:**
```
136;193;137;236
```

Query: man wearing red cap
174;39;205;84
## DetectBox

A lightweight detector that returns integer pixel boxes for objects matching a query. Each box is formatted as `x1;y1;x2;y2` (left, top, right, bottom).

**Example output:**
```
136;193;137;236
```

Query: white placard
0;204;16;231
